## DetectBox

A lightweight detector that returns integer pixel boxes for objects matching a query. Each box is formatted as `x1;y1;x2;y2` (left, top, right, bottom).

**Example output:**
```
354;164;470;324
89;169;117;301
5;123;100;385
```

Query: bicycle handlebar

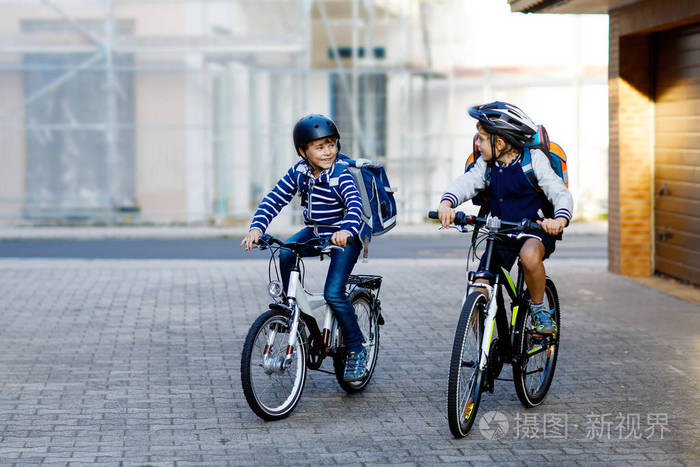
255;234;345;253
427;210;543;232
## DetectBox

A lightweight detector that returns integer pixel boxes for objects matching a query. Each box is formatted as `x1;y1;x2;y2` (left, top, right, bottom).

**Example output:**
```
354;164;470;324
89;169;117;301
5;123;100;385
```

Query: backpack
464;124;568;213
296;153;397;258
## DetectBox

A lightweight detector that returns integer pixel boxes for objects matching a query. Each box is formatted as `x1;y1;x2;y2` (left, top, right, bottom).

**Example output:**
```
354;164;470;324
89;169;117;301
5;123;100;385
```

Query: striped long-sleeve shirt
250;159;364;237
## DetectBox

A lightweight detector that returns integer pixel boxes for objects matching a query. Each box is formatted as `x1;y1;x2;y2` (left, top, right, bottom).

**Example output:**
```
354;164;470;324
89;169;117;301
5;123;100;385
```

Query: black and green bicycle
429;211;561;438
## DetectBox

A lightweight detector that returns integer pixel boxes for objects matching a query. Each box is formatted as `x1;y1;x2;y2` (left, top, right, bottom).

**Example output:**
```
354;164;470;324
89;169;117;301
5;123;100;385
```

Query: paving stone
0;257;698;464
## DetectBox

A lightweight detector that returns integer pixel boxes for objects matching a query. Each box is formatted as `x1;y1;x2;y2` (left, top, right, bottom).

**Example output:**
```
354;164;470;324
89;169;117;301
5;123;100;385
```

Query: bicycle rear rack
347;274;382;290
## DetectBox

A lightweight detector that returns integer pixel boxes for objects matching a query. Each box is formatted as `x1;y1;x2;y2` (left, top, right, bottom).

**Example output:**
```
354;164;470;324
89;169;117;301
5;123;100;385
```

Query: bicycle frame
242;233;384;421
262;252;343;371
433;211;561;436
465;219;530;373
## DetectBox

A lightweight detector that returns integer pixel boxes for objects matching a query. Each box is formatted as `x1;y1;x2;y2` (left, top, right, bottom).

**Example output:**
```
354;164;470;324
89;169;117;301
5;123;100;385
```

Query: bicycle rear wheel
447;291;486;438
241;309;307;420
334;290;380;393
513;277;560;408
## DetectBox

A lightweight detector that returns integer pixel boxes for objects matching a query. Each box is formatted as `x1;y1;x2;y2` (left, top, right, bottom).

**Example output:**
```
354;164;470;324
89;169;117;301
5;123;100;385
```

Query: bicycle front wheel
241;309;307;420
447;291;486;438
513;277;560;408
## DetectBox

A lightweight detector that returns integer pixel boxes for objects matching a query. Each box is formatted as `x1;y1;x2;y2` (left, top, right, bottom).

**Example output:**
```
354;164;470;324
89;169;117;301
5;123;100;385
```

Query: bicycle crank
485;339;504;393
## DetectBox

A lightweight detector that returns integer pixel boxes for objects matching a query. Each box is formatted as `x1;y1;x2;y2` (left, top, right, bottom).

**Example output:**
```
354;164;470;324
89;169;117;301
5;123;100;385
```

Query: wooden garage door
654;23;700;285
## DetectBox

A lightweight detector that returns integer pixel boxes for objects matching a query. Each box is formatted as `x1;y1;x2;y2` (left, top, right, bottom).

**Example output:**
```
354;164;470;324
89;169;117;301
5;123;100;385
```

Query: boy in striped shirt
241;114;368;382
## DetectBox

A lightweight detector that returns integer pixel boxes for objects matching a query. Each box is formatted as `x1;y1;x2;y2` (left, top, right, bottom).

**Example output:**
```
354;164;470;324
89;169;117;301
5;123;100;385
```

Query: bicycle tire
334;290;380;393
447;292;486;438
241;308;307;420
512;277;560;408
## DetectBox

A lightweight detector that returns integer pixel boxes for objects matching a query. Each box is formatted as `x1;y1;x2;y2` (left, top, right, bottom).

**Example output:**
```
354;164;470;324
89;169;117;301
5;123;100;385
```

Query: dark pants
478;230;557;274
279;227;364;353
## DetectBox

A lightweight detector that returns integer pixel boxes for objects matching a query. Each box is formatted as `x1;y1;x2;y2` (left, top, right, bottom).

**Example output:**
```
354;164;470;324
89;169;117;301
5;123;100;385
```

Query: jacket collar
495;152;522;168
301;159;335;183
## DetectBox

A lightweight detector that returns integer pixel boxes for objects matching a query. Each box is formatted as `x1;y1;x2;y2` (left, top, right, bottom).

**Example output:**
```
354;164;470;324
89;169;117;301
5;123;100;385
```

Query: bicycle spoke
246;314;305;411
257;379;276;399
459;372;475;410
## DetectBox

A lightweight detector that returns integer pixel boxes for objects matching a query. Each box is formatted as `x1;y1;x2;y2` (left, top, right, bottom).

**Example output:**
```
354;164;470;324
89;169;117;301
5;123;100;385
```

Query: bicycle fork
470;282;499;371
262;269;303;373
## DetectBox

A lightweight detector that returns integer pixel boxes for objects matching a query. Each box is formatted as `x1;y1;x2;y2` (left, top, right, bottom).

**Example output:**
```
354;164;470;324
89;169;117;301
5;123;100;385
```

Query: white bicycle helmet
468;101;537;149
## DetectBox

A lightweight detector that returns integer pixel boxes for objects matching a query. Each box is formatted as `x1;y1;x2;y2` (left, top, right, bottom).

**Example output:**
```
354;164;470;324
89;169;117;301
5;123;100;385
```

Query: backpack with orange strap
464;124;569;215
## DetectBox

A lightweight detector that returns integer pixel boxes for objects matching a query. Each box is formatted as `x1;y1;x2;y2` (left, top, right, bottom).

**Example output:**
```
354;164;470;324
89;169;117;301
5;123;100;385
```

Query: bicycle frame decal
511;305;520;327
480;282;499;371
501;267;517;297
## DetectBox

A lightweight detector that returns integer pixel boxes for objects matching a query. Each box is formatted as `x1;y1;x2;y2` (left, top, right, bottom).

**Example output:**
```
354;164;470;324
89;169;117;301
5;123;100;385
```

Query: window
330;72;387;158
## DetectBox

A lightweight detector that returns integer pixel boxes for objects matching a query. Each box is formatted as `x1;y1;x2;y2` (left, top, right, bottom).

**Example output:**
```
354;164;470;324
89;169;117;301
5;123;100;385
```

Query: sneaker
530;302;557;334
343;348;368;382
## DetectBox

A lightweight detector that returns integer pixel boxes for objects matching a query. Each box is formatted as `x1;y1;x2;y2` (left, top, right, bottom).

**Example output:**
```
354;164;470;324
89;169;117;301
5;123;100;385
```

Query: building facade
510;0;700;285
0;1;608;230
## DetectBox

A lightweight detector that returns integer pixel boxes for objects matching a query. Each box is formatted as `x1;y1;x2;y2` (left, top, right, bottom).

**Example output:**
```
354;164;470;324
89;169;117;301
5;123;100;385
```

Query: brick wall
608;0;700;276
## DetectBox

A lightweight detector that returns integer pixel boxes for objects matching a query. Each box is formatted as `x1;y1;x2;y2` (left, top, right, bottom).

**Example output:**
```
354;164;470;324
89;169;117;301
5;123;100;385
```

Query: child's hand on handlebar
331;230;351;247
537;218;567;236
437;200;456;229
241;228;262;250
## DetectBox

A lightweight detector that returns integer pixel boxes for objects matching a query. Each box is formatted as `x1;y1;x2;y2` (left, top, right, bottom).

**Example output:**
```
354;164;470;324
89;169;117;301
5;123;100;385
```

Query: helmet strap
490;134;500;164
491;134;513;163
297;137;340;175
298;147;322;174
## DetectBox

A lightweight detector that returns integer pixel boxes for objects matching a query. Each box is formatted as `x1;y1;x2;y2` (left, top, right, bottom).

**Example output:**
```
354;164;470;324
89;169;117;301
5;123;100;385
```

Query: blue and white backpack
296;153;397;257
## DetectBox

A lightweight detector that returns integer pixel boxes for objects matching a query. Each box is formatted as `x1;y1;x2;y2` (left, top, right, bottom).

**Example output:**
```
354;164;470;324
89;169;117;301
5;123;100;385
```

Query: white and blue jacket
441;148;574;225
250;160;364;237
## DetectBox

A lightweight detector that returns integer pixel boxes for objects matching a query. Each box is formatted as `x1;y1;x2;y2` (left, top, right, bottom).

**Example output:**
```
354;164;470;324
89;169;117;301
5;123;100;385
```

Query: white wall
0;0;608;224
417;0;609;220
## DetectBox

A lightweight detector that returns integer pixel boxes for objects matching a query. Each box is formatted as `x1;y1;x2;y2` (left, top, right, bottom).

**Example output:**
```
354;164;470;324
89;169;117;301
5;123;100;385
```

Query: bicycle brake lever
321;245;344;254
443;225;469;233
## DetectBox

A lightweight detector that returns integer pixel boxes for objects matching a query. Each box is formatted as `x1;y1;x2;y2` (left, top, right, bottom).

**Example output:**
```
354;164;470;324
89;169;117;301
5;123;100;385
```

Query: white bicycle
240;234;384;420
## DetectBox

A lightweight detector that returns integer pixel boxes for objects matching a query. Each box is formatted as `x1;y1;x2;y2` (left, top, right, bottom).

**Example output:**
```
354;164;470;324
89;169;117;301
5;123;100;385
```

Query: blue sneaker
343;348;368;382
530;302;557;334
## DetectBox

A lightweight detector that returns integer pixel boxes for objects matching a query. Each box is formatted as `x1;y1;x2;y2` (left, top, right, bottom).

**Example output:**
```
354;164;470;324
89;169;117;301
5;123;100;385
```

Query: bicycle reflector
268;280;283;298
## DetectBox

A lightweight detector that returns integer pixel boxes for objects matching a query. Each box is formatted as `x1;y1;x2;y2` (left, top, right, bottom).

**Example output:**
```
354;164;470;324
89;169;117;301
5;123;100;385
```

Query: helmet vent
293;114;340;152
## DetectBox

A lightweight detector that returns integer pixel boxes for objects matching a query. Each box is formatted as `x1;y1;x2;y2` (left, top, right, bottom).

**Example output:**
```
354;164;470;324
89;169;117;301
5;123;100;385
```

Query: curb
0;221;608;241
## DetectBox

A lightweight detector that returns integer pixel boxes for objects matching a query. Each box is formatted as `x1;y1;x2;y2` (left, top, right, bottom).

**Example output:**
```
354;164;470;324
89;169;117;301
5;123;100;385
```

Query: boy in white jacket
437;102;573;334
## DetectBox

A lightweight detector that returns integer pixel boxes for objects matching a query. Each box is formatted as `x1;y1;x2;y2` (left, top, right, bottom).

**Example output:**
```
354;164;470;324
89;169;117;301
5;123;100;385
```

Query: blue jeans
279;227;364;353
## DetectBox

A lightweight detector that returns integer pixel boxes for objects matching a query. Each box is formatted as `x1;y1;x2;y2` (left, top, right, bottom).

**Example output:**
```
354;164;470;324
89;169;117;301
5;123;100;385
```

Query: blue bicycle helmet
293;114;340;156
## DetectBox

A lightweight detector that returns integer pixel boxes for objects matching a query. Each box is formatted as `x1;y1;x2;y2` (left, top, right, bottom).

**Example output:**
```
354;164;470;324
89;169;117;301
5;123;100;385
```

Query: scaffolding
0;0;609;225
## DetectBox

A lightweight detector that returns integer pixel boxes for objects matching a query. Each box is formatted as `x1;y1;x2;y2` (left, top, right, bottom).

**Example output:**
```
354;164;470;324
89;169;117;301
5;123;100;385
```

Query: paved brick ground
0;254;698;466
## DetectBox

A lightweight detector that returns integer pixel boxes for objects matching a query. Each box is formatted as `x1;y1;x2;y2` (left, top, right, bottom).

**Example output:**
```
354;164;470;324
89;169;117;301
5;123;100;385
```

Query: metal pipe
351;0;359;156
0;51;103;122
105;0;118;208
316;0;367;154
41;0;105;47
